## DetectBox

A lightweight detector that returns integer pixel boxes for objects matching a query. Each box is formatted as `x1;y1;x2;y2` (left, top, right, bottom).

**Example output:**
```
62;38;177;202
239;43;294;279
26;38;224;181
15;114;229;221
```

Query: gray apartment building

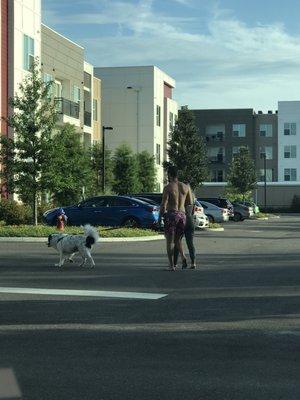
41;25;101;147
191;108;278;182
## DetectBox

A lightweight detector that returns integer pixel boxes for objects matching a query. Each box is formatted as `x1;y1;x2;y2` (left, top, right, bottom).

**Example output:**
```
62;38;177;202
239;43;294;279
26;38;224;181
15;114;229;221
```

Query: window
260;124;273;137
232;124;246;137
284;123;296;135
23;34;34;71
205;124;225;141
113;198;133;207
284;168;297;181
82;198;108;207
169;112;174;131
43;73;53;96
284;145;297;158
54;80;62;98
93;99;98;121
84;72;91;89
259;169;273;182
211;170;224;182
260;146;273;160
156;143;161;164
208;147;224;163
156;105;161;126
73;85;81;104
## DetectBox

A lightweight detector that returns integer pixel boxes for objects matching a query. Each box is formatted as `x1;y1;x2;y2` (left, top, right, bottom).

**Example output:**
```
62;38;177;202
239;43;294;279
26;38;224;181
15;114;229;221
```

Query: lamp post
102;126;113;193
126;86;141;153
262;153;267;209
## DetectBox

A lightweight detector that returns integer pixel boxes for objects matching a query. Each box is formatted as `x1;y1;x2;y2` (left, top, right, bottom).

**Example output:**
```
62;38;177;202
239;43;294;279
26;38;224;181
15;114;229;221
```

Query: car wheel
233;212;242;222
207;215;214;223
122;217;140;228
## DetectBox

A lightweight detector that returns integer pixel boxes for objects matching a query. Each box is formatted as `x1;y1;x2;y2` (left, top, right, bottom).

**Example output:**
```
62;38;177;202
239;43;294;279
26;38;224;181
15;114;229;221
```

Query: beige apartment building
41;24;101;146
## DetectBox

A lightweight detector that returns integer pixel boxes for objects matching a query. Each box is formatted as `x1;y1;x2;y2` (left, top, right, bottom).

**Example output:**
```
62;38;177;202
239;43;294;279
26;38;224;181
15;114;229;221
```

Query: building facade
94;66;178;190
278;101;300;183
41;25;101;146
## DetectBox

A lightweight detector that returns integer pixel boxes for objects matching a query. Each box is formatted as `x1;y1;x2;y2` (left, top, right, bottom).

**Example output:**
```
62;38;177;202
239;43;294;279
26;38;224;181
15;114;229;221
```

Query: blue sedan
42;196;160;229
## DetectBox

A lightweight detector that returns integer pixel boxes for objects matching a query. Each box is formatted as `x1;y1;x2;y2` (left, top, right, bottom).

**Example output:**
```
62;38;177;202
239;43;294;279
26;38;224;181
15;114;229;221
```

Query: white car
198;200;229;223
193;201;209;228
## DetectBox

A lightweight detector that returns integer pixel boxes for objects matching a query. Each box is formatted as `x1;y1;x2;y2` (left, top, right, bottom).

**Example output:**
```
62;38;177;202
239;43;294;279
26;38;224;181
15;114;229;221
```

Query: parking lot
0;215;299;399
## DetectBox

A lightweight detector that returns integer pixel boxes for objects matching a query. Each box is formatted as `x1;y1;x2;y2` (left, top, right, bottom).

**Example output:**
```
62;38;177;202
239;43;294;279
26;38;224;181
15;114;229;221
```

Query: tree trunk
33;192;38;226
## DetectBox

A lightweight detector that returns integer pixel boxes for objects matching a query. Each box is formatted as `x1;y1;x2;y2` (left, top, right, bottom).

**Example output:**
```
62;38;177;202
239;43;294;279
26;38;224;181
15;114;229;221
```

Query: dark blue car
42;196;160;229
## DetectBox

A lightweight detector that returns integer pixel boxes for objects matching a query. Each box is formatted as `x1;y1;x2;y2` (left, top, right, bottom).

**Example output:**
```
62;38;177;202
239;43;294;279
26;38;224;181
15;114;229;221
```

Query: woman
174;183;196;269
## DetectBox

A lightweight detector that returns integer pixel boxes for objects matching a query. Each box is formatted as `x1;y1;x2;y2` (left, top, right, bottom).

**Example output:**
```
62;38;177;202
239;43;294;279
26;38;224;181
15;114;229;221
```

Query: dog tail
83;225;100;248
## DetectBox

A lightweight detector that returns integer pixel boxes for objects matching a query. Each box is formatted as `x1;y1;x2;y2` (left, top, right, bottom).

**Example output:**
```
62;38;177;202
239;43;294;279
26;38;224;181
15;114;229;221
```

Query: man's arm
185;184;194;206
160;186;169;215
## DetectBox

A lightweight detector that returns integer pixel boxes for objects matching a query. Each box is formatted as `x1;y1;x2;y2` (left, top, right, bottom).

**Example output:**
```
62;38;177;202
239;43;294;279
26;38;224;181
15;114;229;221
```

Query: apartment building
278;101;300;183
41;25;101;146
94;66;178;190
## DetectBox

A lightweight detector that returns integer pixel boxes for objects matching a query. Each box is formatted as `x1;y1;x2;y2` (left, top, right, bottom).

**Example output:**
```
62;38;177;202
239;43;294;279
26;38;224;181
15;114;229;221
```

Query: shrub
0;199;31;225
291;195;300;211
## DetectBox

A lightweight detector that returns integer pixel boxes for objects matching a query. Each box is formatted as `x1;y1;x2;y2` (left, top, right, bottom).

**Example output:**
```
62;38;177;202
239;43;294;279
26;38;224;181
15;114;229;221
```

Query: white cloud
43;1;300;110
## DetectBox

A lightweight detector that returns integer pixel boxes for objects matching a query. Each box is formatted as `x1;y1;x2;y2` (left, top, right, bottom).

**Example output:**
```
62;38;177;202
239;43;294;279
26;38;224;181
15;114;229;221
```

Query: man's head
167;165;178;181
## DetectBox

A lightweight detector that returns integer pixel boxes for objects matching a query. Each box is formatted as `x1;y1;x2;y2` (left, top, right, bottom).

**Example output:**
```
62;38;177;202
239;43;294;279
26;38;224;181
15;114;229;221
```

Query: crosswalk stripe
0;287;167;300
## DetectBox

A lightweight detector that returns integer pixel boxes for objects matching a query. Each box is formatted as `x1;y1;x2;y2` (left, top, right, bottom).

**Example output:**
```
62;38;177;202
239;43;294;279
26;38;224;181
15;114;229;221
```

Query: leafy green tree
42;123;94;206
0;59;57;225
90;142;114;194
227;147;257;200
136;151;157;192
166;107;208;189
112;144;141;194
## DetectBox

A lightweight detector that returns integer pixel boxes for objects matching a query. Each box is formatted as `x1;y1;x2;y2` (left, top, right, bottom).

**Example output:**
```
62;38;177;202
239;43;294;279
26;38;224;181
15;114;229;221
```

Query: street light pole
102;126;113;193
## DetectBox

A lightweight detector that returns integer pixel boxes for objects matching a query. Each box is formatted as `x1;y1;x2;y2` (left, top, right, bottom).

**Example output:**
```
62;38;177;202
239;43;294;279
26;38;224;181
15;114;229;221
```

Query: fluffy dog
47;225;99;268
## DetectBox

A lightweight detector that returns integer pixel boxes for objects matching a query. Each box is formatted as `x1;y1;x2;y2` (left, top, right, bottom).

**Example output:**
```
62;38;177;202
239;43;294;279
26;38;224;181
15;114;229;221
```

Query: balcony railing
84;111;92;127
205;133;224;142
54;97;79;119
209;155;225;163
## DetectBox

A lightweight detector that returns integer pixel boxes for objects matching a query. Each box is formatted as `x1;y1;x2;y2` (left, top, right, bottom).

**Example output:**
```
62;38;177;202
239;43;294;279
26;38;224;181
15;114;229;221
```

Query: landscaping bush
291;195;300;212
0;199;31;225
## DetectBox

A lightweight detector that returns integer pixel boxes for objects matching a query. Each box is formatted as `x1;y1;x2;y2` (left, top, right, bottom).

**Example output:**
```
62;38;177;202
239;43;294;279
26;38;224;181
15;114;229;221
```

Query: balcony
84;111;92;127
209;155;225;164
205;133;224;142
54;97;79;119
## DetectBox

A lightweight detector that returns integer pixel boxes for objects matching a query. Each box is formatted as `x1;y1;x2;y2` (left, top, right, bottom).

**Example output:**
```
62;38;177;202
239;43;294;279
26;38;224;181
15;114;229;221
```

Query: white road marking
0;287;167;300
0;368;22;399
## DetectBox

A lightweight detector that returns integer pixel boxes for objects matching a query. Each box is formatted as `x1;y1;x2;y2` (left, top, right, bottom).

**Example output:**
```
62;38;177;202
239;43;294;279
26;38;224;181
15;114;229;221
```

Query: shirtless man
160;165;193;271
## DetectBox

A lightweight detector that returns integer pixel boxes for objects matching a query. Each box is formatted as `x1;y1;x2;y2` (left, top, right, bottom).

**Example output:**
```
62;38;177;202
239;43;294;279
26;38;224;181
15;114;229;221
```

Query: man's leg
165;233;176;270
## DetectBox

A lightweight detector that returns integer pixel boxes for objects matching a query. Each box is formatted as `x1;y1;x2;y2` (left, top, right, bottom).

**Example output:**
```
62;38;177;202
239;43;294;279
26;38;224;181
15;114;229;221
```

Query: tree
0;59;57;224
166;107;208;189
43;123;94;206
90;142;114;194
112;144;141;194
136;151;157;192
226;147;257;200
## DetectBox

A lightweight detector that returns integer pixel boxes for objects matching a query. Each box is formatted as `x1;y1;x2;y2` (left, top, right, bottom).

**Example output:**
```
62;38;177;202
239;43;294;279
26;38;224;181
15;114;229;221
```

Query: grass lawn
0;225;159;238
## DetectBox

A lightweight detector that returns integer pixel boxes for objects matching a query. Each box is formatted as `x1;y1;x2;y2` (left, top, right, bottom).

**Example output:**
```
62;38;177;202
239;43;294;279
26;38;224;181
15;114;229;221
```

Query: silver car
197;200;229;223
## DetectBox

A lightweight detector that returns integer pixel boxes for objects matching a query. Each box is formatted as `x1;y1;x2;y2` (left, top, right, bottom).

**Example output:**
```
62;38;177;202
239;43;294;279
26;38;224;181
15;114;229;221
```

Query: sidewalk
0;235;164;243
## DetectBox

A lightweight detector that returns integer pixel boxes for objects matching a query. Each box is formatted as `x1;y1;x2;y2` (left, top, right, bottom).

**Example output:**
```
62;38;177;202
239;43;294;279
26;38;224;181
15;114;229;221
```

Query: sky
42;0;300;111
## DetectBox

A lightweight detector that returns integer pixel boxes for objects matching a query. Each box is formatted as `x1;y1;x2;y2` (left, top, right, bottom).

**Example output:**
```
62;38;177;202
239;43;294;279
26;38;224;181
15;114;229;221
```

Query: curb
205;227;224;232
256;217;269;221
0;235;164;243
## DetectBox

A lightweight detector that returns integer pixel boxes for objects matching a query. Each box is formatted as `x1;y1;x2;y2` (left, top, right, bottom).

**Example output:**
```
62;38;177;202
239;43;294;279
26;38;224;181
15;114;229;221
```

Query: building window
23;34;35;71
232;124;246;137
259;169;273;182
156;144;161;164
43;73;53;96
73;86;81;104
84;72;91;89
284;168;297;181
54;80;62;98
205;125;225;142
169;112;174;131
260;124;273;137
93;99;98;121
156;105;161;126
284;123;296;135
211;170;224;182
284;145;296;159
232;146;248;156
208;147;225;163
260;146;273;160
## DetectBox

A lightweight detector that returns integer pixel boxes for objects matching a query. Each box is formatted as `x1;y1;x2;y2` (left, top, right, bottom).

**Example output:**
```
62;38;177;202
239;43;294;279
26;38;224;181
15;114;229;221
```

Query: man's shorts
164;211;186;237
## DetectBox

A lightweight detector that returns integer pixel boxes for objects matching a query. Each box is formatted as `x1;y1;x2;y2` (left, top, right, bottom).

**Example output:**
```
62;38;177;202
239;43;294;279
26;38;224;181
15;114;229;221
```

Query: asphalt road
0;216;299;400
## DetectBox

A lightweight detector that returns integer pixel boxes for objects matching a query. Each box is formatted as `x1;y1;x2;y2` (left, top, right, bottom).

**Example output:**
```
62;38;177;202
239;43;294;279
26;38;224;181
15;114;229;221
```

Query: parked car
198;197;234;217
43;196;161;229
231;202;254;221
197;200;229;223
237;200;260;214
131;193;163;204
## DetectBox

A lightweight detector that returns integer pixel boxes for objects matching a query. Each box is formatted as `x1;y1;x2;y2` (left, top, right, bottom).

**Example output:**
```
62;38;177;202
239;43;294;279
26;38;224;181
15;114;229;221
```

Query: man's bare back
161;181;192;214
